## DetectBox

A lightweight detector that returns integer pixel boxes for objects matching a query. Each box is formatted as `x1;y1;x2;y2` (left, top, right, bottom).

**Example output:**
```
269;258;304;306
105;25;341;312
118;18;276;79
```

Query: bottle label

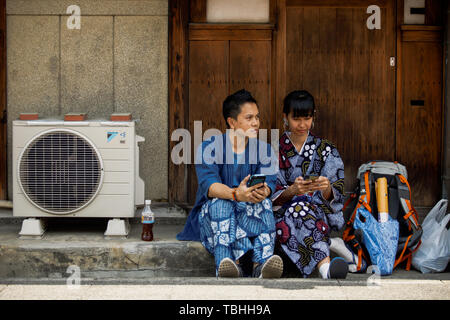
142;216;154;224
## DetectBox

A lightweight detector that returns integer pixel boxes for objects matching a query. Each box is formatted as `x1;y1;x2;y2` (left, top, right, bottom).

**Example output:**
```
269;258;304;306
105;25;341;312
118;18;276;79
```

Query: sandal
328;257;348;279
218;258;244;278
252;255;284;279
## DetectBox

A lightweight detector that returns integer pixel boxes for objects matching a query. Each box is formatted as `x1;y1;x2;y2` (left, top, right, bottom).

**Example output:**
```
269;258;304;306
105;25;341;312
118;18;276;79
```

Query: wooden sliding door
276;0;397;192
169;0;445;207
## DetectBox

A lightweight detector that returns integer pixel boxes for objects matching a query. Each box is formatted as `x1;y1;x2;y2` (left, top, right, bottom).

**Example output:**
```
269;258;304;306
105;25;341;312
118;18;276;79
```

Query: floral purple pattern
272;131;345;277
316;220;329;235
276;220;290;244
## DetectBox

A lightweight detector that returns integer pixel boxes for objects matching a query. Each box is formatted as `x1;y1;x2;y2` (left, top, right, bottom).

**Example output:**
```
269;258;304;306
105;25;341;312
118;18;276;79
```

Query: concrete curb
0;224;215;280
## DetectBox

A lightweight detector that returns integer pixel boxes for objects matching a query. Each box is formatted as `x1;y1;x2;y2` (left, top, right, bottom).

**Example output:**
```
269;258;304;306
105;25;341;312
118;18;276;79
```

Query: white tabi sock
318;262;330;279
330;237;359;269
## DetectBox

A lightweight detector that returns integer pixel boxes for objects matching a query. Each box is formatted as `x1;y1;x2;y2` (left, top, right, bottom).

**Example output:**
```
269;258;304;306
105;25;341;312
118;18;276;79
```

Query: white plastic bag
412;199;450;273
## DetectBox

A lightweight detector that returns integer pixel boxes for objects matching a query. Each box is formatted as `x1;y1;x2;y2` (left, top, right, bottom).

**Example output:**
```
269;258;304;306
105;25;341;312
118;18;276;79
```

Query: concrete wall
6;0;168;201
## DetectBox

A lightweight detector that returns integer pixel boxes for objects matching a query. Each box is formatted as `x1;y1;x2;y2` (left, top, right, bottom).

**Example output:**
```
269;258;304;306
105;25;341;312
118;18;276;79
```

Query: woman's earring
283;118;288;130
311;121;315;130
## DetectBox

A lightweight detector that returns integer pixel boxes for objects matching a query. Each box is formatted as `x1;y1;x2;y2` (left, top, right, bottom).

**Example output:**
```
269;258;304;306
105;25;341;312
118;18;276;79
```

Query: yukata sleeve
318;145;345;230
257;142;279;196
195;138;222;199
270;149;289;203
270;169;289;203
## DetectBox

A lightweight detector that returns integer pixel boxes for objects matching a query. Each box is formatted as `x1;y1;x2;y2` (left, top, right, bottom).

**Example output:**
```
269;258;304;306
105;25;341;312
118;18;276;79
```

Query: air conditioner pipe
0;200;13;209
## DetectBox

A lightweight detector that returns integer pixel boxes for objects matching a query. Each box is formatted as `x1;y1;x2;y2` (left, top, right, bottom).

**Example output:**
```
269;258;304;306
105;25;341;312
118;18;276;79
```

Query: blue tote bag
353;207;399;276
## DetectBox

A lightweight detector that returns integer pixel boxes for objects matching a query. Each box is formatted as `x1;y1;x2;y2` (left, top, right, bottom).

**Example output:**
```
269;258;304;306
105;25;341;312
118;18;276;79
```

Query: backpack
342;161;423;272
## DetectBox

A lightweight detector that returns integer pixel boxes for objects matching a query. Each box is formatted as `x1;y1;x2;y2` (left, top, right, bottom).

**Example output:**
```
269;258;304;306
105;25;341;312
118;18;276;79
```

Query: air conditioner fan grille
19;131;102;214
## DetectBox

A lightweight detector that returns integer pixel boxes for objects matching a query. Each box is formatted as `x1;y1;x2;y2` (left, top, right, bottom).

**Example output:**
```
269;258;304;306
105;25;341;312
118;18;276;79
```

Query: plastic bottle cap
145;200;151;205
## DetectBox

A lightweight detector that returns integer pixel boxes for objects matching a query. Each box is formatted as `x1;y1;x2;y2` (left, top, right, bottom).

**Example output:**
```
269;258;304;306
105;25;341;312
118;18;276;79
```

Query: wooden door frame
0;0;6;200
396;0;446;205
168;0;277;205
168;0;190;204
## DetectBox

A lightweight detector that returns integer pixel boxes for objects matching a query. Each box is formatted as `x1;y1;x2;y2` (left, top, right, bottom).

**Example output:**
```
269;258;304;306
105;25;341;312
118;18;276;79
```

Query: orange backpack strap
345;235;368;272
343;170;370;242
364;171;371;204
343;198;370;241
401;198;420;229
359;199;372;213
343;193;357;211
342;211;357;241
396;174;423;264
397;174;420;231
394;234;412;268
342;170;372;272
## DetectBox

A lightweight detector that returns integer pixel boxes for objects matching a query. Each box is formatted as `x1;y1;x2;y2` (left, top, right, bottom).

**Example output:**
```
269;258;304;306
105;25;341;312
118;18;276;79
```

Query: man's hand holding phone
235;175;270;203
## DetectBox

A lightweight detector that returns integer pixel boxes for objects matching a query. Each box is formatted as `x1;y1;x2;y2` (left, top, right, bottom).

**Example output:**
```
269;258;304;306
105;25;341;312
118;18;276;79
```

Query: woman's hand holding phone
290;175;331;196
290;176;312;195
308;176;331;192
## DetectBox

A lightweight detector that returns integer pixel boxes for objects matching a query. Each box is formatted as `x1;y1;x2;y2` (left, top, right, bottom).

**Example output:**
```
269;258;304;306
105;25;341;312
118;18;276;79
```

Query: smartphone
304;174;319;182
247;174;266;187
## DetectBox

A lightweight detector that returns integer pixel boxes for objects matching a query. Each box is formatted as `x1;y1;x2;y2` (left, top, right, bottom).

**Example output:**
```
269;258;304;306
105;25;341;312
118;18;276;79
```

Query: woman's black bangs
290;102;314;118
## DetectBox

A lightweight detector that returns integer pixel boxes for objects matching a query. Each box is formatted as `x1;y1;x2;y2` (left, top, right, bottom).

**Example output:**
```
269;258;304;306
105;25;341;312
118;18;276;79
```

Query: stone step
0;221;347;281
0;203;440;282
0;223;215;280
2;217;448;283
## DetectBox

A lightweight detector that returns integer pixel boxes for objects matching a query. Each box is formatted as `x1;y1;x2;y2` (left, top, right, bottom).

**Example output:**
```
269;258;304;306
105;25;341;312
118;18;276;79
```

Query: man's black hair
222;89;258;128
283;90;315;117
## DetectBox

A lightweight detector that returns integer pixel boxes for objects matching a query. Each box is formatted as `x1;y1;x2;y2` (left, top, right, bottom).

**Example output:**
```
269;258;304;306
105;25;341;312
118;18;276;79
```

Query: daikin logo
107;131;118;142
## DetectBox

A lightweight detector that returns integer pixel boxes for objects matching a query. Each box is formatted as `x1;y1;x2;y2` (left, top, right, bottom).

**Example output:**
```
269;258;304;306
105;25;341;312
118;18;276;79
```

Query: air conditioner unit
12;118;145;238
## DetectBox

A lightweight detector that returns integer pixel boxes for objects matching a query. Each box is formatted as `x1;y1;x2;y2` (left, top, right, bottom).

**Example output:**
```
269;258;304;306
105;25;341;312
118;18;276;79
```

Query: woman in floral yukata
272;90;362;279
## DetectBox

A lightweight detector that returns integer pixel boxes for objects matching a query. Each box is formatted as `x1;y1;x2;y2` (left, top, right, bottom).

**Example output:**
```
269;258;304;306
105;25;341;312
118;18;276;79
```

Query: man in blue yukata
177;89;284;278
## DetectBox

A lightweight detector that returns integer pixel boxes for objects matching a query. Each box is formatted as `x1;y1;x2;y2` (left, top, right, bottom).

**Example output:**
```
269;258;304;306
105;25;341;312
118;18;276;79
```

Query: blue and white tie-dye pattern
199;198;276;276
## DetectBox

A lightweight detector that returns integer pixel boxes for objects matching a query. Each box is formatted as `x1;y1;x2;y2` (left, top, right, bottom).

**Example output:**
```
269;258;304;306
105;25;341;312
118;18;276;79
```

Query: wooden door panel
189;41;229;133
334;8;355;182
188;40;229;201
301;7;320;100
229;40;272;131
397;41;443;206
285;8;303;95
368;6;396;161
318;8;338;144
351;6;370;174
186;36;273;204
284;3;396;192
